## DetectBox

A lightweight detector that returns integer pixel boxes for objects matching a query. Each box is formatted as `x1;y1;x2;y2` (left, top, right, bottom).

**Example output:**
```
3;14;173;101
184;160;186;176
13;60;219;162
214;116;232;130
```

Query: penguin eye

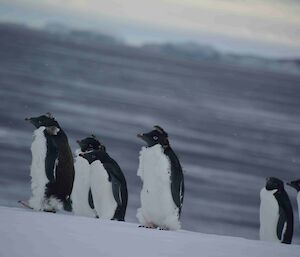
153;136;158;140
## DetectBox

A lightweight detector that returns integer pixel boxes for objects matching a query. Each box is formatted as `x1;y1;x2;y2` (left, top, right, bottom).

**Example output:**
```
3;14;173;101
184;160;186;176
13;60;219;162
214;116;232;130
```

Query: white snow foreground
1;206;299;257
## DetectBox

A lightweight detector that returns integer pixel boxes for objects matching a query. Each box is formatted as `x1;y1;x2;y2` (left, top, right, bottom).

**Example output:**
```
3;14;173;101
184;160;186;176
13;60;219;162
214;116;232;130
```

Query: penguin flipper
45;138;58;182
109;172;123;206
275;191;294;244
169;156;184;214
164;148;184;215
103;162;128;220
171;174;184;215
277;207;287;241
88;188;95;209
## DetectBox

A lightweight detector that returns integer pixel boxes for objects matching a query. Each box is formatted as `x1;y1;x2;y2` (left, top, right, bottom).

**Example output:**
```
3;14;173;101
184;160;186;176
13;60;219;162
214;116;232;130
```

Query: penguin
259;177;293;244
71;136;101;218
44;126;75;211
79;140;128;221
136;125;184;230
25;113;74;211
287;179;300;224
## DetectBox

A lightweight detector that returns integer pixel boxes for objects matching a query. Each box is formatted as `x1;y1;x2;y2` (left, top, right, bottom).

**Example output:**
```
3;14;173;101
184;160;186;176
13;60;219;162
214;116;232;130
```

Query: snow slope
0;206;299;257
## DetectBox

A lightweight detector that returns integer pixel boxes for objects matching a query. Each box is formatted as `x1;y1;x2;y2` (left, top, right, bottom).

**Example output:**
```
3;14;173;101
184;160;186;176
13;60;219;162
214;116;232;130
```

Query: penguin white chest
259;188;280;242
71;155;96;218
137;145;180;230
29;127;49;210
90;161;117;219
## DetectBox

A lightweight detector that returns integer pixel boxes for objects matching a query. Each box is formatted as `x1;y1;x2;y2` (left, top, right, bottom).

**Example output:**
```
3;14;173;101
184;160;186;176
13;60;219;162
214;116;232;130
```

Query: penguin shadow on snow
136;125;184;230
259;177;294;244
72;135;128;221
24;113;74;212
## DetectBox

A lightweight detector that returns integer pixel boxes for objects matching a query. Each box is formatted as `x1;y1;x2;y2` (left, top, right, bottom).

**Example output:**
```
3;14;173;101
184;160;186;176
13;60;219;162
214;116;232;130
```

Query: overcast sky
1;0;300;58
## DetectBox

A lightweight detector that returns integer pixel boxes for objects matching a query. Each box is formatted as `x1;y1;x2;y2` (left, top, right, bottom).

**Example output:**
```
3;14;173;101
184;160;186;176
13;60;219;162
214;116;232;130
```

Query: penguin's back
137;144;180;230
71;155;96;218
259;188;280;242
29;127;48;210
53;131;75;199
90;160;117;219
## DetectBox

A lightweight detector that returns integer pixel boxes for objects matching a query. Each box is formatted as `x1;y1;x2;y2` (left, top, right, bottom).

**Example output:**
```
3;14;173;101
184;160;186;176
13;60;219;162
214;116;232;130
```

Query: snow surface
90;160;117;219
28;127;48;211
0;206;299;257
259;188;280;242
137;145;180;230
71;155;96;218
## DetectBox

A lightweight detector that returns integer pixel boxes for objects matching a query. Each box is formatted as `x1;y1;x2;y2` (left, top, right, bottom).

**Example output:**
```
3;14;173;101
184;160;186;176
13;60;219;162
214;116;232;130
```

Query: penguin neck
162;143;170;150
273;188;286;198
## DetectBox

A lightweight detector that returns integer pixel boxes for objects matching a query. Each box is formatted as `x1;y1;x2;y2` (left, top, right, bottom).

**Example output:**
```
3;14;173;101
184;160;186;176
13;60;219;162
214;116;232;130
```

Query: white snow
0;206;299;257
259;188;280;242
297;192;300;224
28;127;48;211
90;160;117;219
137;144;180;230
71;155;96;218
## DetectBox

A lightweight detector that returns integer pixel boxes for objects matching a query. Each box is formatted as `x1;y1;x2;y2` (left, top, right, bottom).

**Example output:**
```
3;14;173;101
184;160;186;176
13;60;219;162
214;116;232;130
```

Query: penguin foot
158;227;169;230
139;225;150;228
138;223;157;229
43;208;56;213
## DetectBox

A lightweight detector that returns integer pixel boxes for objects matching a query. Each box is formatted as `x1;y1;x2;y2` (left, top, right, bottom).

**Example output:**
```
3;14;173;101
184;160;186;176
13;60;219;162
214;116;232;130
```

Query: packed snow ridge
1;206;299;257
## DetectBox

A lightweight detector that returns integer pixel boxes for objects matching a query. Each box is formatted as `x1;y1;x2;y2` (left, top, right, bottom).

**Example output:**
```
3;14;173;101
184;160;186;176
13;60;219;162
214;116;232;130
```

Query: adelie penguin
25;113;74;212
287;179;300;224
136;126;184;230
71;135;100;218
260;177;293;244
78;137;128;221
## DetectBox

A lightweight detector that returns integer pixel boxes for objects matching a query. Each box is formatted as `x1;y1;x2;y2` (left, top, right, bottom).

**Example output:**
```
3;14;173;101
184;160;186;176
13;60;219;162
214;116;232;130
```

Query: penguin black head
77;135;105;152
79;147;107;164
287;179;300;192
265;177;284;191
137;125;170;148
25;112;59;129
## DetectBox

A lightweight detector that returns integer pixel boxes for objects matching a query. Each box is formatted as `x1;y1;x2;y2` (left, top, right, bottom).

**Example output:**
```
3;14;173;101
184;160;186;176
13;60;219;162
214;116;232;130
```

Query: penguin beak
25;117;31;121
76;140;81;144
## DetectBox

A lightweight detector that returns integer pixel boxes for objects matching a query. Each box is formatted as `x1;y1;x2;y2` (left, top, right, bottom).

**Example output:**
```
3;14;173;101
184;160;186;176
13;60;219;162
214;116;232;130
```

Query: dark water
1;23;300;242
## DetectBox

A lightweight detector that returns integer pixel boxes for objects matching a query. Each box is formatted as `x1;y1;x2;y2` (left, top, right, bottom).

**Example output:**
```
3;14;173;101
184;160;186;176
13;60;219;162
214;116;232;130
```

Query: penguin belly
137;145;180;230
90;160;117;219
259;188;281;242
71;156;96;218
28;127;49;210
